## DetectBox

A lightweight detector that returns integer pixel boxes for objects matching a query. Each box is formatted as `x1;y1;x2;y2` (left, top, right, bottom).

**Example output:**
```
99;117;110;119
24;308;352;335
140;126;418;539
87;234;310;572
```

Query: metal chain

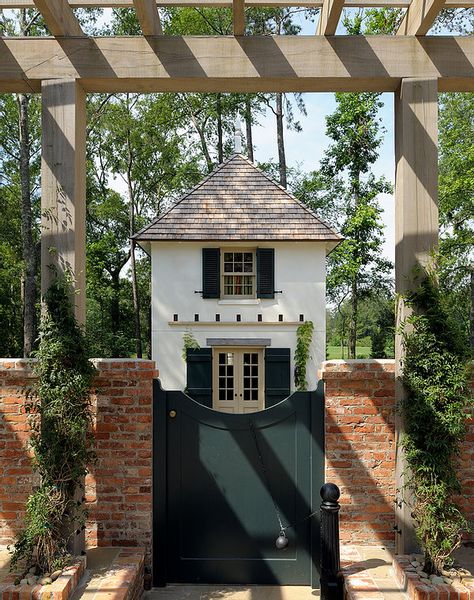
248;419;285;533
248;419;318;534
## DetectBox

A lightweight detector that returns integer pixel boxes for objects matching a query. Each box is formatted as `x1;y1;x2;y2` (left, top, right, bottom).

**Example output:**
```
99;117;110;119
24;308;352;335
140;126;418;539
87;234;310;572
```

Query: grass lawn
326;345;371;360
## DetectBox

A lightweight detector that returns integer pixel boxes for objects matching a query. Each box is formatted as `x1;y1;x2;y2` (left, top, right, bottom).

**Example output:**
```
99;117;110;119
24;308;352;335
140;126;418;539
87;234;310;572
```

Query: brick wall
0;358;156;557
0;360;37;545
319;359;474;548
319;360;397;548
1;357;472;557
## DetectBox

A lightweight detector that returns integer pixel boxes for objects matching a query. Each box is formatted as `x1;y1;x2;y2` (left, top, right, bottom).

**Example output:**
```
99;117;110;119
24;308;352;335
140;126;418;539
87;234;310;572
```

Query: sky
251;93;396;264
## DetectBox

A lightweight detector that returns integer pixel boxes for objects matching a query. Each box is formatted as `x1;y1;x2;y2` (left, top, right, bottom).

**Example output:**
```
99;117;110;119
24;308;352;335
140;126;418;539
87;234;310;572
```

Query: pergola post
394;77;439;554
41;78;87;326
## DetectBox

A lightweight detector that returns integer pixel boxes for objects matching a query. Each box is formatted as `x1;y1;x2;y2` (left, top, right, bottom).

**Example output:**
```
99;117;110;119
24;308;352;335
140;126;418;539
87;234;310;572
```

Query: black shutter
202;248;220;298
186;348;212;407
257;248;275;299
264;348;290;407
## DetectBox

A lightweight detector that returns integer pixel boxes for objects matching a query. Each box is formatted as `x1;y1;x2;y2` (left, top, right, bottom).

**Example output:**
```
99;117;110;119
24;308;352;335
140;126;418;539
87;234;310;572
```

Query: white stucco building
135;152;341;412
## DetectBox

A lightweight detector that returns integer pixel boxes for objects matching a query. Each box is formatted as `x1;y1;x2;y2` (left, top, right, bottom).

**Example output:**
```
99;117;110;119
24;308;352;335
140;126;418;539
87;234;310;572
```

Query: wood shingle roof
134;154;342;243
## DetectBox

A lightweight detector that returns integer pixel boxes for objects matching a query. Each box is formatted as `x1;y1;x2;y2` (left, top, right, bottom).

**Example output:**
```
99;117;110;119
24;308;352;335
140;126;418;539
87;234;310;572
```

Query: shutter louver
264;348;290;407
186;348;212;407
257;248;275;299
202;248;220;298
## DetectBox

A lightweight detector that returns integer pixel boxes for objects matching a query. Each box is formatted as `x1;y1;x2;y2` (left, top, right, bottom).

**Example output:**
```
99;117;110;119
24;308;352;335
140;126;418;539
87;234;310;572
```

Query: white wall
151;241;327;392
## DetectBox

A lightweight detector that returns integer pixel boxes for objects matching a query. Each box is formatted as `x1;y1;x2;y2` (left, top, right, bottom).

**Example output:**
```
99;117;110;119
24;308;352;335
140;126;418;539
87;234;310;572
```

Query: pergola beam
316;0;344;35
1;0;472;7
33;0;84;36
0;36;473;93
396;0;445;35
133;0;163;35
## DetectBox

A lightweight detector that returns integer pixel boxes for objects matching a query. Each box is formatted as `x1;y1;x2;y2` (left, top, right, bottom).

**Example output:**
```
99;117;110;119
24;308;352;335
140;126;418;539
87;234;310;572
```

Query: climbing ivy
294;321;314;391
11;276;96;574
401;269;472;575
182;330;200;361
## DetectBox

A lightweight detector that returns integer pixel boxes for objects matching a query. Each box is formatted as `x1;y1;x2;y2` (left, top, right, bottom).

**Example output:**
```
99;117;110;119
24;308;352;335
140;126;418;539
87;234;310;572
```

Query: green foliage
401;270;472;574
294;321;314;391
438;92;474;345
182;330;200;361
11;276;96;574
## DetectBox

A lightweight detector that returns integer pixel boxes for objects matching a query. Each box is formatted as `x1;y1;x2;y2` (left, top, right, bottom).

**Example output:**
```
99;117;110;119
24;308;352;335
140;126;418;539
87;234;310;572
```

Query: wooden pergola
1;0;472;554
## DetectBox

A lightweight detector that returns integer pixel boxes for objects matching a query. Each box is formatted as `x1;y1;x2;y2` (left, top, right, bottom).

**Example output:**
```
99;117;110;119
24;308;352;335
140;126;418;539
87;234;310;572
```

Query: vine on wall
401;270;472;575
11;277;96;574
182;330;200;360
294;321;314;391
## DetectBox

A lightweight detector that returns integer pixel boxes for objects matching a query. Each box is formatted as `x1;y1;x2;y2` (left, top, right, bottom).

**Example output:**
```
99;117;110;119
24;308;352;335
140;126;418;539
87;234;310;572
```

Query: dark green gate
153;381;324;587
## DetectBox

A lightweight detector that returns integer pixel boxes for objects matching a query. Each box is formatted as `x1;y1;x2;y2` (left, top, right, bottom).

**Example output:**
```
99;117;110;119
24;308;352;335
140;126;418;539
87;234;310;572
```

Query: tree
86;91;202;357
318;91;392;358
438;92;474;350
0;8;44;357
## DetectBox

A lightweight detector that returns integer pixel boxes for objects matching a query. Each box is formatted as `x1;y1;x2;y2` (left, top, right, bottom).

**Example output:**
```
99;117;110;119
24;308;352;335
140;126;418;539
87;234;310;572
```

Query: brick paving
342;545;408;600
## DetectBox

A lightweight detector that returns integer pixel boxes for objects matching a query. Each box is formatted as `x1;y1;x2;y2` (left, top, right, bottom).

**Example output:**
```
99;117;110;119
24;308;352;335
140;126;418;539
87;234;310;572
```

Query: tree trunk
349;277;357;359
130;239;142;358
470;266;474;351
275;93;287;188
245;97;254;162
125;109;142;359
110;268;121;334
18;90;37;357
216;94;224;163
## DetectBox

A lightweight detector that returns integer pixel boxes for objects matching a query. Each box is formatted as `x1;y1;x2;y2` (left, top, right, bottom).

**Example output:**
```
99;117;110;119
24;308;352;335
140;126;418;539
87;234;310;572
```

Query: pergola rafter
396;0;446;35
32;0;84;35
133;0;163;35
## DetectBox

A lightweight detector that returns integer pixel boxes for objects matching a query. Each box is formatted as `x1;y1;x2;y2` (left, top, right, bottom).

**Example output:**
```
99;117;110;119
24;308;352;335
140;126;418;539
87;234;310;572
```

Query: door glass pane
243;353;259;402
218;352;234;402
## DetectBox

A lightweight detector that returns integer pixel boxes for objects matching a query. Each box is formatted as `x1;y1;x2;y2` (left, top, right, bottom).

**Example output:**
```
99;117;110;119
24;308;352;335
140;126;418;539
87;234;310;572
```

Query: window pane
244;252;252;262
244;390;250;401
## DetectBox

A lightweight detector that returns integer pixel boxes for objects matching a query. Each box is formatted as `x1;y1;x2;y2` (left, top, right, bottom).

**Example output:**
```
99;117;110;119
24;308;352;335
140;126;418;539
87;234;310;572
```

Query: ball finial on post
320;482;343;600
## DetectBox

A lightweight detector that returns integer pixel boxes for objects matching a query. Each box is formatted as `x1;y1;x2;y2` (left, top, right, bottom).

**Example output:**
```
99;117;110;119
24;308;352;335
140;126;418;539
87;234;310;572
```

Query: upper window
202;247;275;300
223;251;255;298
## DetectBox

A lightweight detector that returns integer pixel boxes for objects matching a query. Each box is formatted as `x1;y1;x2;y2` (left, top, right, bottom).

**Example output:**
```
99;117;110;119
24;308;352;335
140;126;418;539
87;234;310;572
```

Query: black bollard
320;483;344;600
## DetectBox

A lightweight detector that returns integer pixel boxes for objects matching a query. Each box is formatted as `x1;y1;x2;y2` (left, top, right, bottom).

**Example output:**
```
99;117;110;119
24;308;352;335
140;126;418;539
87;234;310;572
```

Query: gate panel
153;381;324;587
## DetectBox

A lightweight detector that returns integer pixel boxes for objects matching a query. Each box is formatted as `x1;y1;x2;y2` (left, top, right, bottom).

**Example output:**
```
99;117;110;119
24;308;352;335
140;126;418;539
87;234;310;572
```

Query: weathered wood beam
316;0;344;35
33;0;84;36
394;77;438;553
396;0;445;35
1;36;473;93
134;0;163;35
233;0;246;35
1;0;471;8
41;78;86;325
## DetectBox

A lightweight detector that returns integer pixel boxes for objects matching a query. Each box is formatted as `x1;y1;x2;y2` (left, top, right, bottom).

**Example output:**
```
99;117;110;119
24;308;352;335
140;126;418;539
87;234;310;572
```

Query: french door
212;347;264;413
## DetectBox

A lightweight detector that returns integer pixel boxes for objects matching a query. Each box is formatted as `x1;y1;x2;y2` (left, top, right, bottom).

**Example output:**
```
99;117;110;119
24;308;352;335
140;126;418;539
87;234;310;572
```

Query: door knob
169;410;177;418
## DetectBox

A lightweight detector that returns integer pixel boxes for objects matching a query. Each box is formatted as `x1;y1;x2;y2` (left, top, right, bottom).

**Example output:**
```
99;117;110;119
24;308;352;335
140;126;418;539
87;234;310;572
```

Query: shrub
401;269;472;574
11;276;96;574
